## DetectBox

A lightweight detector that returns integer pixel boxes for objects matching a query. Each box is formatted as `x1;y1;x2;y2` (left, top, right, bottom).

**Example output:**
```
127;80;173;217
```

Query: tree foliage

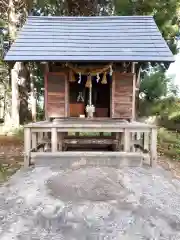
140;71;170;102
33;0;113;16
0;0;179;125
114;0;180;54
138;65;179;117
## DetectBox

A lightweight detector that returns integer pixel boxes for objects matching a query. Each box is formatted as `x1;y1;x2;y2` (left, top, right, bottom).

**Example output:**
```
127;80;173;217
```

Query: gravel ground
0;165;180;239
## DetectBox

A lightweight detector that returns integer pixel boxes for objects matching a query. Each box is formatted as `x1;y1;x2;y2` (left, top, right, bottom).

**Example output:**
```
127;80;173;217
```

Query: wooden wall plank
45;72;67;118
112;72;133;120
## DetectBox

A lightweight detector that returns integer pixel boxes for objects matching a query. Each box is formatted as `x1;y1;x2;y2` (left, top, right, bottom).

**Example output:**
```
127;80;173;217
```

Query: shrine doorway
69;74;111;118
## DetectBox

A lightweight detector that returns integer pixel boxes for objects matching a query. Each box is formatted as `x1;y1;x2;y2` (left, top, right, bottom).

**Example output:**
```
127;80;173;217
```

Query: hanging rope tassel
109;65;113;76
85;74;92;88
96;73;100;83
78;72;82;84
69;70;76;82
101;72;107;84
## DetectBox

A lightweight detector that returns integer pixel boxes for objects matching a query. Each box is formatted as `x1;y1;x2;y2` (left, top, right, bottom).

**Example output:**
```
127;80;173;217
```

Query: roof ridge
28;15;154;19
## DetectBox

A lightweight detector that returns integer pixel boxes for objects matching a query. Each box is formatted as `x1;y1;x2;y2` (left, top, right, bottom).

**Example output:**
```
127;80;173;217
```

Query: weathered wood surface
24;128;31;167
46;73;67;118
25;119;156;131
51;127;58;152
24;119;157;167
132;62;136;120
33;135;119;150
124;129;131;152
112;72;133;119
63;138;118;145
31;151;144;168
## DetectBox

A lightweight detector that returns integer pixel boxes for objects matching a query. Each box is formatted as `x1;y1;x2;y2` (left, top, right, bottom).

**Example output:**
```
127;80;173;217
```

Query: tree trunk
8;0;20;126
11;63;20;127
8;0;33;126
66;0;98;16
8;0;17;42
31;88;37;122
30;64;37;122
3;75;12;126
18;62;31;124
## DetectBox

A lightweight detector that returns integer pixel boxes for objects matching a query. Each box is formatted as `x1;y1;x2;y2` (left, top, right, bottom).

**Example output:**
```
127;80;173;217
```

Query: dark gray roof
4;16;174;62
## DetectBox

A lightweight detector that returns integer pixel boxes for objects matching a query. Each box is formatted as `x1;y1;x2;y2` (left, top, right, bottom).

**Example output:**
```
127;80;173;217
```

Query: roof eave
4;58;175;63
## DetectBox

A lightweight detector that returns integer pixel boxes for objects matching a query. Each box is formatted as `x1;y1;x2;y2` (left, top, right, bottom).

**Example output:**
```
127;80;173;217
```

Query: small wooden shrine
4;16;174;167
45;62;135;120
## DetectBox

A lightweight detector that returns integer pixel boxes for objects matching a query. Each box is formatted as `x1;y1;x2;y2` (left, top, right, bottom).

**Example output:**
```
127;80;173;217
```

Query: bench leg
124;129;130;152
24;128;31;167
32;132;37;150
58;133;63;151
51;128;58;152
115;133;123;151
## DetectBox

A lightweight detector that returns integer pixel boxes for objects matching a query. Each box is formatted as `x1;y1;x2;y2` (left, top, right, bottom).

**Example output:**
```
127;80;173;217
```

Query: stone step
31;151;145;168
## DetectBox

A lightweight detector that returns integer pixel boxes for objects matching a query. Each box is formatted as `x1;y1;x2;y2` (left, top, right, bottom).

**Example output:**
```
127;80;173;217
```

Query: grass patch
0;162;21;183
158;128;180;161
0;124;24;140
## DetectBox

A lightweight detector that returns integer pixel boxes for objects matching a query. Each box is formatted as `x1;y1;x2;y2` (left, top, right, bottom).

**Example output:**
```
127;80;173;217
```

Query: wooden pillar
58;133;63;151
143;132;149;151
124;129;130;152
115;132;120;151
65;70;69;117
38;132;44;152
111;71;115;118
117;132;123;151
32;132;37;149
136;67;141;89
131;132;136;152
43;62;49;120
51;127;57;152
150;128;157;167
24;127;31;167
132;62;136;121
135;67;141;119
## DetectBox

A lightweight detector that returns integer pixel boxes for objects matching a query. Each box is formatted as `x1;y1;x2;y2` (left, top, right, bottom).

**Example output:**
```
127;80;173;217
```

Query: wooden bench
35;135;119;151
63;137;119;151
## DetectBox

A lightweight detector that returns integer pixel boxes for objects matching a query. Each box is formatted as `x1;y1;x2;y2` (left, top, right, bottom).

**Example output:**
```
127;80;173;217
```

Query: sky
167;42;180;92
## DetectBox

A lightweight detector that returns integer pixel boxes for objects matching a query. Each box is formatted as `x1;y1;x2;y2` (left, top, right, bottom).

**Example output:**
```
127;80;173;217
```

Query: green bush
158;128;180;161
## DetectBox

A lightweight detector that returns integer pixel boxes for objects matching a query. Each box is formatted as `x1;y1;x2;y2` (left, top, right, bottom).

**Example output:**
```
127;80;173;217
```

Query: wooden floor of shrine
23;118;157;168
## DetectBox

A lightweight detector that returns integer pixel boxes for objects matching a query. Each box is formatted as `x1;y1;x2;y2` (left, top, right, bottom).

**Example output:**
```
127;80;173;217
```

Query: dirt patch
47;168;125;202
158;157;180;179
0;136;23;161
0;136;23;182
